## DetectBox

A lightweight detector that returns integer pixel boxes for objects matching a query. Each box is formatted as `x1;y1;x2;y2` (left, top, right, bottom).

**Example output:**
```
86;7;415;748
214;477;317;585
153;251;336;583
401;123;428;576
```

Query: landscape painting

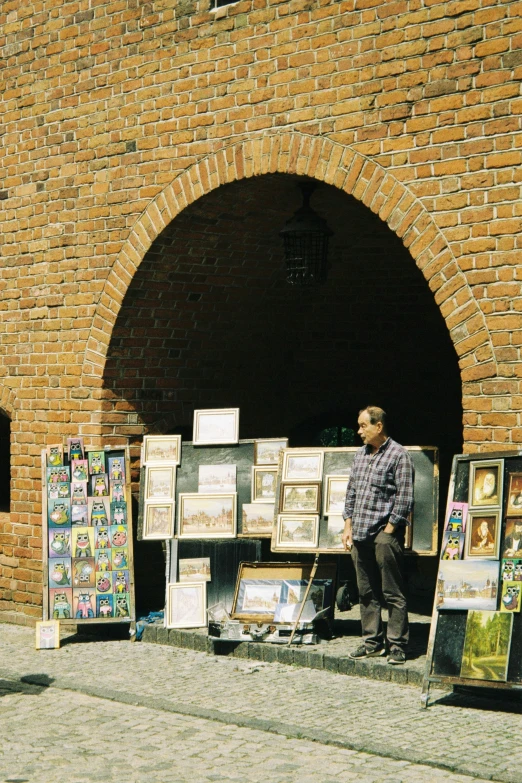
178;493;236;538
254;439;288;465
198;464;236;494
323;475;350;516
143;435;181;465
276;514;319;549
436;560;499;611
460;610;513;682
241;503;274;537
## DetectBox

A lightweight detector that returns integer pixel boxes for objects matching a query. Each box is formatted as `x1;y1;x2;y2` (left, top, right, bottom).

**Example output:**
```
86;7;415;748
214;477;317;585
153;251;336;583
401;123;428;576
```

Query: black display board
422;452;522;706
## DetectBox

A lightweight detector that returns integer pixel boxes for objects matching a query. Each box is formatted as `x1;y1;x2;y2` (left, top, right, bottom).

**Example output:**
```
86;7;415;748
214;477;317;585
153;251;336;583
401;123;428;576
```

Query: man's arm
387;451;415;529
342;471;356;549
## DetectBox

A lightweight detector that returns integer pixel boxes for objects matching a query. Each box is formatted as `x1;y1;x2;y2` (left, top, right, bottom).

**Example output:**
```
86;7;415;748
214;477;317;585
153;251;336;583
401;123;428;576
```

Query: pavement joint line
0;669;508;783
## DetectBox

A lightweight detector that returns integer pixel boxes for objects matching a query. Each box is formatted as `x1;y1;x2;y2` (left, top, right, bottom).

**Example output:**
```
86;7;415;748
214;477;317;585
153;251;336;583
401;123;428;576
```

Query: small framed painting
254;438;288;465
192;408;239;446
506;474;522;516
469;460;503;509
35;620;60;650
323;474;350;516
282;450;324;482
240;503;274;537
179;557;211;582
280;483;321;514
465;510;501;559
251;467;278;503
166;582;207;628
143;435;181;465
145;466;176;500
143;502;175;539
178;493;237;539
276;514;320;550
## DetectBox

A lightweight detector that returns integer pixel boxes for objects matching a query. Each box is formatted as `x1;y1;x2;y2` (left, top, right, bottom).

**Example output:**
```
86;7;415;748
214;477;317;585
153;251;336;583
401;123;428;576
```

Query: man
342;406;414;665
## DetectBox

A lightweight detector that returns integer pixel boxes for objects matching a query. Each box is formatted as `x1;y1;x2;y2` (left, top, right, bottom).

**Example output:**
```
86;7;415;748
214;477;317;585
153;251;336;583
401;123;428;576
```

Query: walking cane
287;553;320;646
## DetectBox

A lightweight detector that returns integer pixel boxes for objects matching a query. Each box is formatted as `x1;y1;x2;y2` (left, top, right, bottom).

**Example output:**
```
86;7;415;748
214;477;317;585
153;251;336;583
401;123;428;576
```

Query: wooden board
42;445;136;625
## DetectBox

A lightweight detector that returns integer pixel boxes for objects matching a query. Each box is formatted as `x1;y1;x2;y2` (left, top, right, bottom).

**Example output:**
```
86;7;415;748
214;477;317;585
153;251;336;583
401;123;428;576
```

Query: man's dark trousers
351;529;409;651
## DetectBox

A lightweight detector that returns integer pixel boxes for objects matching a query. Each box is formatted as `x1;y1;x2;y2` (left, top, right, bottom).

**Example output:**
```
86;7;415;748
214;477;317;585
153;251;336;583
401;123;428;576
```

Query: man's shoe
349;644;386;660
387;648;406;665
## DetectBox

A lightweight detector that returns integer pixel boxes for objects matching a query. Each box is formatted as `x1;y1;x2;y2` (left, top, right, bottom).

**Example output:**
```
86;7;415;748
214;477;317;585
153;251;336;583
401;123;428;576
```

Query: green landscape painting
460;610;513;682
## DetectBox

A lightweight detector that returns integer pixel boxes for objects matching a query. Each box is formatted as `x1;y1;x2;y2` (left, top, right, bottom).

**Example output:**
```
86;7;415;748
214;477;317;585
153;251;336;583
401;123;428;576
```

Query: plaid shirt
342;438;414;541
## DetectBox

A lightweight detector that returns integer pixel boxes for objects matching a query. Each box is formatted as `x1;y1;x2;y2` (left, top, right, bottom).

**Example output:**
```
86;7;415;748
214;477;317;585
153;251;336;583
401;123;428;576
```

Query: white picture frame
254;438;288;465
275;514;320;550
145;465;176;501
193;408;239;446
143;435;181;465
143;501;175;540
323;474;351;516
166;582;207;628
282;449;324;482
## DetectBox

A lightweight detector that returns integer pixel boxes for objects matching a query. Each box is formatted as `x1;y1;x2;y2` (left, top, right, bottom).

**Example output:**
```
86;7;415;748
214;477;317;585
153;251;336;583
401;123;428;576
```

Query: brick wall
0;0;521;621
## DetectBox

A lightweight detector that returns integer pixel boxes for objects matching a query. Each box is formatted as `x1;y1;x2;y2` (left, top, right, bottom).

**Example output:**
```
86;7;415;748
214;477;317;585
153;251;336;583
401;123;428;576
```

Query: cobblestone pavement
0;623;521;783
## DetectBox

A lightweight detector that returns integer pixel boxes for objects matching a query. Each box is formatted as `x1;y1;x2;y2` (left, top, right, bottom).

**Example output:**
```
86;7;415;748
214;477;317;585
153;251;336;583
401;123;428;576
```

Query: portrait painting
178;493;236;539
280;483;321;514
323;474;350;516
276;514;320;550
502;518;522;559
145;466;176;500
251;467;278;503
35;620;60;650
469;460;503;509
240;503;274;537
254;438;288;466
143;435;181;465
506;474;522;517
460;610;512;682
198;464;236;494
465;511;500;559
435;560;499;611
282;450;324;482
192;408;239;446
166;582;207;628
143;502;175;539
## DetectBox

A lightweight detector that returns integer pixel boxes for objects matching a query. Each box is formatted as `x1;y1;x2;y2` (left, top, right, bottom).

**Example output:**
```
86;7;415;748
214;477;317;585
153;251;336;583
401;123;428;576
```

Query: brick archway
83;133;496;389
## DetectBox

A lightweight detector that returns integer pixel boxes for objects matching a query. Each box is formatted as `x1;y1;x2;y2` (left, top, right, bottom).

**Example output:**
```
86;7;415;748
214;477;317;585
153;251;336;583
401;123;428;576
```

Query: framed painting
460;610;513;682
143;435;181;465
469;460;503;509
143;502;175;539
177;493;237;539
251;467;278;503
240;503;274;537
254;438;288;465
276;514;320;549
282;450;324;482
192;408;239;446
198;464;236;494
145;465;176;500
166;582;207;628
501;518;522;559
179;557;211;582
465;510;501;559
435;560;500;611
280;483;321;514
323;474;350;516
506;473;522;516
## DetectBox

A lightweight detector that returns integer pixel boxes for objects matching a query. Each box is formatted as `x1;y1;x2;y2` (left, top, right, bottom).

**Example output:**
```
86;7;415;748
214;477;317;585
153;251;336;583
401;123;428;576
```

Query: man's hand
342;519;353;550
383;522;395;534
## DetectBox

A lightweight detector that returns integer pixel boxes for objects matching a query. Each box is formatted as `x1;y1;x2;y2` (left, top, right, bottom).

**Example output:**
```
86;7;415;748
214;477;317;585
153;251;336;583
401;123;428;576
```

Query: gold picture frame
251;467;278;503
280;483;321;514
177;493;237;539
468;459;503;510
465;510;501;559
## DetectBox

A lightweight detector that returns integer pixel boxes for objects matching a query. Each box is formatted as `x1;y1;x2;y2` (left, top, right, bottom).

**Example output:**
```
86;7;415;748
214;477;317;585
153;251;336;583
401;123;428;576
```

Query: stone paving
0;623;522;782
0;677;495;783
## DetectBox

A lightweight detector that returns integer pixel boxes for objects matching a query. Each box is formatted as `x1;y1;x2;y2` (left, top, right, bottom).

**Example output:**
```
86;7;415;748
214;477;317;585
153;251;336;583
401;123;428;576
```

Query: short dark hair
359;405;387;434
